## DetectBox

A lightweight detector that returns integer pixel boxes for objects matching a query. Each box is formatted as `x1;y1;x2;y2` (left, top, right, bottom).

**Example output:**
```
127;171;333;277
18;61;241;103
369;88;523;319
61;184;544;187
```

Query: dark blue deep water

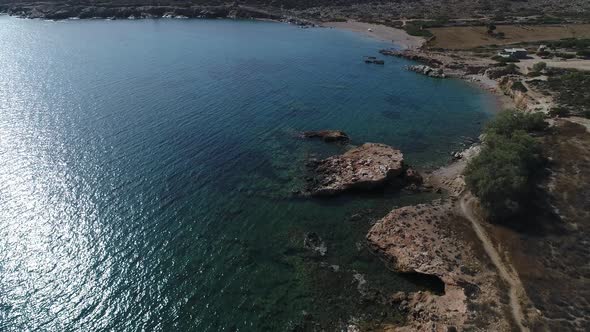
0;16;494;331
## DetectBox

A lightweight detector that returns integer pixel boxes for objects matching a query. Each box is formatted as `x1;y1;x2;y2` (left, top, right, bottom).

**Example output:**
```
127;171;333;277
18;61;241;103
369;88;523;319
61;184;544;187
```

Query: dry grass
428;24;590;49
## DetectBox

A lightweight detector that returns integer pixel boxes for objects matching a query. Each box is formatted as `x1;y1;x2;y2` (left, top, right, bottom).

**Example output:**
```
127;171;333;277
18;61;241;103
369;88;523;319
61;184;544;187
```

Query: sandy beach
323;20;424;50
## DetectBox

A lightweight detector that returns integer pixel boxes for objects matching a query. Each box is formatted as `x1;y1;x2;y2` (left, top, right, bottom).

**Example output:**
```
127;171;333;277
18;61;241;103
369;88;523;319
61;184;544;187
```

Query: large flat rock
305;143;406;196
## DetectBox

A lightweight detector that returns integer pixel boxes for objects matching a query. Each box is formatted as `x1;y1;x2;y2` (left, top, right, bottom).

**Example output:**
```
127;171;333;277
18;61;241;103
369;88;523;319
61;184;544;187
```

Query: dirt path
459;194;530;332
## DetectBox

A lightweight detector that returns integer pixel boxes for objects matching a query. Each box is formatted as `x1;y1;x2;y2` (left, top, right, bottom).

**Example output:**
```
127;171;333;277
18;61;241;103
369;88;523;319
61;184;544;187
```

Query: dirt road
459;194;530;332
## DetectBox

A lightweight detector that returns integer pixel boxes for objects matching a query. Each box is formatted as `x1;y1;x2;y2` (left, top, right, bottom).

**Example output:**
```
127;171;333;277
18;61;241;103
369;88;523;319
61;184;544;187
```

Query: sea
0;16;495;331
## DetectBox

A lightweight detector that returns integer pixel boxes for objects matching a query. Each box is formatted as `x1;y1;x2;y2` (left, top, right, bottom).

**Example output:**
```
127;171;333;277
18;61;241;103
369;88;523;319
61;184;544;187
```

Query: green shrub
532;62;547;73
554;52;576;59
511;81;528;93
491;55;520;63
465;110;547;220
548;107;570;117
548;38;590;50
577;50;590;58
485;110;548;136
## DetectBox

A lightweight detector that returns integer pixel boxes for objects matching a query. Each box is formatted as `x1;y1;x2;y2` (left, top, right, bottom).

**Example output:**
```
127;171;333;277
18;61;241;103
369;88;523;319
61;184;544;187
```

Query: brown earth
428;24;590;49
484;119;590;331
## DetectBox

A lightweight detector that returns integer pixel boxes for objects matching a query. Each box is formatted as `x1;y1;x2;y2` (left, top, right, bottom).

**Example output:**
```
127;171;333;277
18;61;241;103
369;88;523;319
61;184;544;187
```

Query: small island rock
304;143;407;195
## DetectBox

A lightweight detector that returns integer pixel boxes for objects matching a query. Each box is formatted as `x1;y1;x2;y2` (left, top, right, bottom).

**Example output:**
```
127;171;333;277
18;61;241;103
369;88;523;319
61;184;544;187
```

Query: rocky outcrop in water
302;130;349;143
303;143;420;196
303;232;327;256
407;64;446;78
364;57;385;65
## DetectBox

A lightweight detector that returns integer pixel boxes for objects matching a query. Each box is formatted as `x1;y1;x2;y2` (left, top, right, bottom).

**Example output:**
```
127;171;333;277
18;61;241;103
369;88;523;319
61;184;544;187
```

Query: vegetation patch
546;70;590;117
511;81;528;93
547;38;590;50
465;110;547;221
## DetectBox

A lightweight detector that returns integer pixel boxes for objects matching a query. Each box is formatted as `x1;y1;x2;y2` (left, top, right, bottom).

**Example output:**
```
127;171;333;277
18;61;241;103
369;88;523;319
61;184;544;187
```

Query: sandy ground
429;24;590;49
517;56;590;72
323;21;425;49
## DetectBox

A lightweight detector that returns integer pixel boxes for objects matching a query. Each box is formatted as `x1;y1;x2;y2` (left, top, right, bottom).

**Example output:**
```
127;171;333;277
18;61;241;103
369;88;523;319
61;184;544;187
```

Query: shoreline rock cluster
407;64;446;78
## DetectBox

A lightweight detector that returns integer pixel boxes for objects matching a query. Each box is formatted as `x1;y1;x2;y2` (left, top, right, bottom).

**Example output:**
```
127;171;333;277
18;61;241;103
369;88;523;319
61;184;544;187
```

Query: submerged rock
303;232;327;256
302;130;349;143
364;59;385;65
304;143;412;196
363;56;385;65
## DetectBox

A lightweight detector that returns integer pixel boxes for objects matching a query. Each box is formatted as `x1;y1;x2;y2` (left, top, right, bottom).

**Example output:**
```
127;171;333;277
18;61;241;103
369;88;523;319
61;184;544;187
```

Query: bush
511;81;528;93
577;50;590;59
465;110;547;220
548;107;570;117
491;55;520;63
485;110;548;135
532;62;547;73
548;38;590;50
554;52;576;59
486;63;520;79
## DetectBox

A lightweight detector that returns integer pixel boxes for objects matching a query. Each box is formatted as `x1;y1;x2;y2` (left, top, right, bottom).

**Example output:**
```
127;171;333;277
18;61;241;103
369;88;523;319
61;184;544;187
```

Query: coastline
322;20;424;50
328;23;532;330
1;13;535;330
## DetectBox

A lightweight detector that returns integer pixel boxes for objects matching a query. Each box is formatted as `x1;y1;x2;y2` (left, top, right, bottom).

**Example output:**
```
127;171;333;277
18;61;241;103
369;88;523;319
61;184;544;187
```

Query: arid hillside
1;0;590;22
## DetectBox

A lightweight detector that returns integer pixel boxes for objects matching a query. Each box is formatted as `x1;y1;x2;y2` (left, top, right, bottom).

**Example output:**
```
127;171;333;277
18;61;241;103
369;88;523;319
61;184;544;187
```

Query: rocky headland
367;200;514;331
302;143;422;196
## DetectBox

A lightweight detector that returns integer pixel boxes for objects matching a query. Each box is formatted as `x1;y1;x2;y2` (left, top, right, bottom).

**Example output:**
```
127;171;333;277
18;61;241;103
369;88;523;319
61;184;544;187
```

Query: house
498;48;528;59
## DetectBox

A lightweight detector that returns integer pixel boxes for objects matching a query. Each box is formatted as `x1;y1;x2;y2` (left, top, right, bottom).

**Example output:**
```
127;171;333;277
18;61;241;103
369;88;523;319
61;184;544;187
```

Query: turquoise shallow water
0;16;494;330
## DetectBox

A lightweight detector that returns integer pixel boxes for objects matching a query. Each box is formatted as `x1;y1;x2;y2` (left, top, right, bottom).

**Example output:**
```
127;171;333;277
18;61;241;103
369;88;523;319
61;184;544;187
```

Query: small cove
0;16;495;330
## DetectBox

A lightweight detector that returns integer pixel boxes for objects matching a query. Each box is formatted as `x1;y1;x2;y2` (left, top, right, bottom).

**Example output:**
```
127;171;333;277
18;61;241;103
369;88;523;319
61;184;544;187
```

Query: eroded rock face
302;130;349;143
305;143;406;196
367;200;513;331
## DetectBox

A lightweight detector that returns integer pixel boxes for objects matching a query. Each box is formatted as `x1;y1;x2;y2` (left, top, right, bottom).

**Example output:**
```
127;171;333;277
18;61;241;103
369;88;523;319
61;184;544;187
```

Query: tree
484;109;547;136
465;110;547;220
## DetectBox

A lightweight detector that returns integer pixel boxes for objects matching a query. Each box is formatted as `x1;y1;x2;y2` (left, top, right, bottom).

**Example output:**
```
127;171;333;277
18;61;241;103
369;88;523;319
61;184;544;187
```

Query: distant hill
1;0;589;23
